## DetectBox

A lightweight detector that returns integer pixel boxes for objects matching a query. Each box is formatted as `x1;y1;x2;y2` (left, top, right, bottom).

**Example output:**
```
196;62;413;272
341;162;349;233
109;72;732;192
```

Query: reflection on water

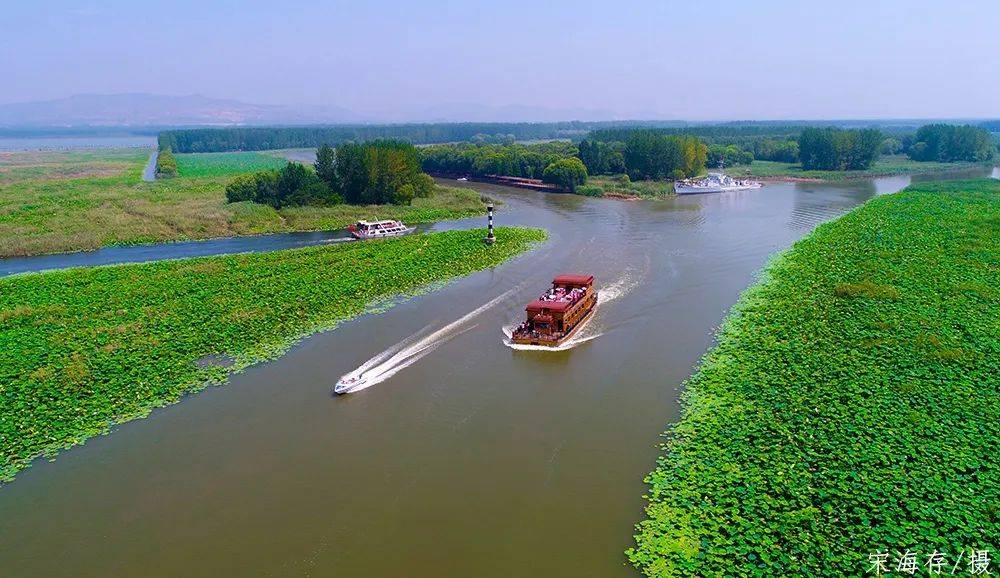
0;172;990;578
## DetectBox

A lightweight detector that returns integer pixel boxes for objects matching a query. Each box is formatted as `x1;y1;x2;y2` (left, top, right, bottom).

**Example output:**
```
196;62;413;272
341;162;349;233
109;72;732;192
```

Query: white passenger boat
347;219;414;239
675;173;763;195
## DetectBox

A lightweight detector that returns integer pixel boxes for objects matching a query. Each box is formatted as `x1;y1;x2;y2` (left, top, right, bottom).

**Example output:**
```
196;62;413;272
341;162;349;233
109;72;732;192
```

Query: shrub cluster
154;147;177;178
226;140;434;208
225;162;342;208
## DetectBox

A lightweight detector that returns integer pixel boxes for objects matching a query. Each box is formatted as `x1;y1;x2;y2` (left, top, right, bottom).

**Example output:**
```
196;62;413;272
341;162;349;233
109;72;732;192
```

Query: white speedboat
334;371;368;395
347;219;414;239
675;173;763;194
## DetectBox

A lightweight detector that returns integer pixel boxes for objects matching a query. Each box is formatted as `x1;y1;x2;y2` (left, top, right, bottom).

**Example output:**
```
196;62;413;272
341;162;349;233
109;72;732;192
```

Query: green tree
542;157;588;192
799;128;881;170
881;137;903;155
623;131;706;180
334;143;370;204
275;162;316;207
314;144;338;189
908;124;995;162
799;128;839;170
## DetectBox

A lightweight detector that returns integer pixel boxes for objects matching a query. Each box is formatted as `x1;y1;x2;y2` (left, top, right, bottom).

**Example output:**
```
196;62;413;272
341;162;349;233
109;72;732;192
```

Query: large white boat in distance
674;172;763;195
347;219;414;239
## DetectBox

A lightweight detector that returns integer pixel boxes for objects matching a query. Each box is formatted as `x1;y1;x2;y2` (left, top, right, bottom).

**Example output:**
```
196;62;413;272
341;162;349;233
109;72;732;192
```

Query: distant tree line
906;124;994;162
155;147;177;178
618;132;707;180
419;141;591;191
588;124;806;143
422;132;707;186
798;128;883;170
420;141;578;179
226;140;433;208
157;121;689;153
576;132;707;179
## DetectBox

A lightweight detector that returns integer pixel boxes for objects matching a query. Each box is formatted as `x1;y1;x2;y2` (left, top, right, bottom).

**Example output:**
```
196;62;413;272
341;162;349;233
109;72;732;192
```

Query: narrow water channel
141;148;158;182
0;170;991;577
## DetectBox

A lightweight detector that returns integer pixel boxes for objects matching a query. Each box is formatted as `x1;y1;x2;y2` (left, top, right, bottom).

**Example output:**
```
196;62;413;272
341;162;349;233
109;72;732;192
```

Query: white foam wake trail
596;269;641;305
339;288;518;393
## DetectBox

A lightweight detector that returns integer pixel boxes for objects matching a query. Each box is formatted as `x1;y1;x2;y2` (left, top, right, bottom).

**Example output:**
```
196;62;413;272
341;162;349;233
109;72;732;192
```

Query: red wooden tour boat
511;275;597;347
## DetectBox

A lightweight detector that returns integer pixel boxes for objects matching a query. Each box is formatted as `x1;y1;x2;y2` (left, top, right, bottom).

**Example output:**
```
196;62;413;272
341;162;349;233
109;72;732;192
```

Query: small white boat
456;177;469;182
334;371;368;395
675;173;763;195
347;219;414;239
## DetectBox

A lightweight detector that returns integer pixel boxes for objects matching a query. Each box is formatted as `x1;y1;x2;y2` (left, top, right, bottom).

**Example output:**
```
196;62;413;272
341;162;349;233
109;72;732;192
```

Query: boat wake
501;270;642;352
335;288;518;394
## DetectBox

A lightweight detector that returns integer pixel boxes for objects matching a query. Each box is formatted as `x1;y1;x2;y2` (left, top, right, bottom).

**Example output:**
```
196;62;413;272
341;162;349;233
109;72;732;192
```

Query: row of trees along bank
422;131;708;188
216;123;995;206
226;140;433;208
154;147;177;178
156;121;692;153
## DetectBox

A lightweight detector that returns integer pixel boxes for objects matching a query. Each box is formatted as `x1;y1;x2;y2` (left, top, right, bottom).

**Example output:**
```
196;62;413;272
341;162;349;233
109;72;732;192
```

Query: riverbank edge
0;184;492;260
626;179;999;576
724;160;997;183
0;227;547;483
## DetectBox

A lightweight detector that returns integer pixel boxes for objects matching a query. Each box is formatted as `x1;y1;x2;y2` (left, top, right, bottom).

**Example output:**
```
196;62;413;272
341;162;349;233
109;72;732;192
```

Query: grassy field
175;151;288;177
0;226;546;482
0;148;148;184
723;155;994;181
628;180;999;576
0;149;488;257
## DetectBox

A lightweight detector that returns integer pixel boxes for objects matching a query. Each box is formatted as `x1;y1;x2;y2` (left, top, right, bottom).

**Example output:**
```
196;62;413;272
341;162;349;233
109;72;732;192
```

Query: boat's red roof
553;274;594;286
527;300;573;312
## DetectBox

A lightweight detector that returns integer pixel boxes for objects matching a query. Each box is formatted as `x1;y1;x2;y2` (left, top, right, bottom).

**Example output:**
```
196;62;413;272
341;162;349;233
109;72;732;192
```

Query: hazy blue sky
2;0;998;119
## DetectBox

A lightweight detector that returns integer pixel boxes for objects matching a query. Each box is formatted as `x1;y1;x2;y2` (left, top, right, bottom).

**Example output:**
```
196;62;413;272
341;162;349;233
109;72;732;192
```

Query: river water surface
0;171;992;577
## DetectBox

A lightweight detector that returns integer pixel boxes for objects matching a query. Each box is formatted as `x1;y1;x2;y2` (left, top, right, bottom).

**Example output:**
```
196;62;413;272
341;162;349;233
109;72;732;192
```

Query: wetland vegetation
628;179;1000;577
0;227;546;482
0;149;488;258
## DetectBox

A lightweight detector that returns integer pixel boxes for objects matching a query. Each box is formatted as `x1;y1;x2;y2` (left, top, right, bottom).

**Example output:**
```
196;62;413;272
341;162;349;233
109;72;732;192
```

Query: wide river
0;170;995;577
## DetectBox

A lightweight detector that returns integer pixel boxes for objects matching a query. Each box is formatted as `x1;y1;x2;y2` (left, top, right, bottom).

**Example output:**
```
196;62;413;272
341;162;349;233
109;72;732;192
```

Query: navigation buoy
484;201;496;244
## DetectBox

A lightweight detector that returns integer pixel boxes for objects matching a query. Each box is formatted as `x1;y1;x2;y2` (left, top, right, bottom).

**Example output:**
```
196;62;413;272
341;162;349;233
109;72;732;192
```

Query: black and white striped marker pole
484;201;496;244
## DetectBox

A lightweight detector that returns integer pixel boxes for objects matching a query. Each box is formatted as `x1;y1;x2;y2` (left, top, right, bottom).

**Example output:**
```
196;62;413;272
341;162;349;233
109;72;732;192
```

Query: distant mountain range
0;93;658;128
0;93;365;127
